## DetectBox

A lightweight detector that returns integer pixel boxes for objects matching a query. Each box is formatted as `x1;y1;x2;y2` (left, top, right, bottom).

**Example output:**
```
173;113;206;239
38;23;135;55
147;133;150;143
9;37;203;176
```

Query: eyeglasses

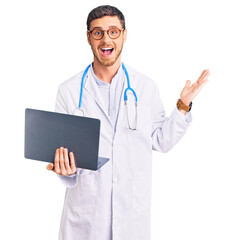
88;27;125;40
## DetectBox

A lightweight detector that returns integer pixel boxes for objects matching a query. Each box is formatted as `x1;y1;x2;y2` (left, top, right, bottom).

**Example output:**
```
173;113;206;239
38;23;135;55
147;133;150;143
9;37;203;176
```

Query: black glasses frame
88;27;125;40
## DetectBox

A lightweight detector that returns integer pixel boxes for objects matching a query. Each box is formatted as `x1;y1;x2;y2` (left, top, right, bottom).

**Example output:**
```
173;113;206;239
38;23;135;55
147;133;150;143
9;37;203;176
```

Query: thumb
46;163;54;171
185;80;191;88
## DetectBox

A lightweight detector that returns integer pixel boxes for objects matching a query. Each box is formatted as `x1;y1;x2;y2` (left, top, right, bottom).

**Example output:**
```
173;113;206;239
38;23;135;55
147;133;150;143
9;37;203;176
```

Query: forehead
90;16;122;30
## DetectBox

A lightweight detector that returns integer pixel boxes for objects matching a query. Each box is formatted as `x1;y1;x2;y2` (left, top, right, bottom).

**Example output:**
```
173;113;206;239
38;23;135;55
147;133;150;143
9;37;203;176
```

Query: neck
93;58;121;84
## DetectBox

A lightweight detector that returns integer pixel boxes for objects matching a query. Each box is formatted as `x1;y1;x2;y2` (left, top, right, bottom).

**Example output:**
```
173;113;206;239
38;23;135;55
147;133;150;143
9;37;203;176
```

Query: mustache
98;45;115;49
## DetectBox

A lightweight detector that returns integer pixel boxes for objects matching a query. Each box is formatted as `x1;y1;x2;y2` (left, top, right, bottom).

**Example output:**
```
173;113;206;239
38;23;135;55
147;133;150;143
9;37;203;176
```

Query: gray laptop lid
24;108;109;170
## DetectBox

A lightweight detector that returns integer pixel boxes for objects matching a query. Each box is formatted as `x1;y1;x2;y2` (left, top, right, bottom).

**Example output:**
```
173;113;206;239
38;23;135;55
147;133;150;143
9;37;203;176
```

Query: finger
205;69;210;77
197;69;210;83
193;70;209;88
198;76;209;87
54;148;61;174
192;79;209;99
198;69;208;80
197;75;210;89
197;78;209;91
69;152;77;173
46;163;54;171
59;147;67;175
64;148;72;174
185;80;191;88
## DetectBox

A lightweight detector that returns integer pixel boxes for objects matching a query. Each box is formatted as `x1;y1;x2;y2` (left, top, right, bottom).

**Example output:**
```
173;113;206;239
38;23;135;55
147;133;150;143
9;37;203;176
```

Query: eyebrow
91;25;119;30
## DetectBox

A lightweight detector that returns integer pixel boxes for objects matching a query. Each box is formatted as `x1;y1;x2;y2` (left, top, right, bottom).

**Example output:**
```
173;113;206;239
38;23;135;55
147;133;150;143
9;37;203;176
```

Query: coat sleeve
54;86;78;188
151;83;192;153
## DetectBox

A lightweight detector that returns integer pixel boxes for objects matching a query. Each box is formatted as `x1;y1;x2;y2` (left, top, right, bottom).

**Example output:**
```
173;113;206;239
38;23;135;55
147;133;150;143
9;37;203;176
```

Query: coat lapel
83;71;112;125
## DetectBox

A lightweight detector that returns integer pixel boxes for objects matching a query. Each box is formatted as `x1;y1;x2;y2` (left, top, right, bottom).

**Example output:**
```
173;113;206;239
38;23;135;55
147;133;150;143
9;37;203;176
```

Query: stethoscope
73;63;138;130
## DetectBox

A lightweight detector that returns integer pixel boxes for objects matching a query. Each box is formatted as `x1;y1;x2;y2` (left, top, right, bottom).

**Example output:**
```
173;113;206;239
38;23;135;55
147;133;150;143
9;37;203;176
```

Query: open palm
180;69;210;105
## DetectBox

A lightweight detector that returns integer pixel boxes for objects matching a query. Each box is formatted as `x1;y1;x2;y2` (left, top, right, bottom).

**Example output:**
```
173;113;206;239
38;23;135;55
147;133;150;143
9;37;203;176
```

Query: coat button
113;177;118;184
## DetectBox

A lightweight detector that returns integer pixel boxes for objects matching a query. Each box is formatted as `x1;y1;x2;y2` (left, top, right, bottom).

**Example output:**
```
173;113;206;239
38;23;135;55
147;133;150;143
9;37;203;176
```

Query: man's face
87;16;127;67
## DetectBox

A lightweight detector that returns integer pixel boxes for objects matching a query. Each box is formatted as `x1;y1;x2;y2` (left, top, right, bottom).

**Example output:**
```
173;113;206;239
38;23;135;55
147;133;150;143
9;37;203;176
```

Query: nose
102;30;112;42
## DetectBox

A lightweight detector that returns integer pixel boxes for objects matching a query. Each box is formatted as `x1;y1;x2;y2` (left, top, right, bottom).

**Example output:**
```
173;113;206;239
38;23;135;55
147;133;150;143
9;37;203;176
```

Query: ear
123;29;127;43
87;31;91;45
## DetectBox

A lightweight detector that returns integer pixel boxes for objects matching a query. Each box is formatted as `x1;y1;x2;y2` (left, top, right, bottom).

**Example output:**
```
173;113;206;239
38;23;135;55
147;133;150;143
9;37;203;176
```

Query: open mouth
100;48;114;57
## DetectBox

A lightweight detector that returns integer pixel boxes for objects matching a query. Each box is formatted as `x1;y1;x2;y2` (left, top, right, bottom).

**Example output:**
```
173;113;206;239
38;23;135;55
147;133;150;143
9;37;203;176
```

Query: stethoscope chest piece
125;97;138;130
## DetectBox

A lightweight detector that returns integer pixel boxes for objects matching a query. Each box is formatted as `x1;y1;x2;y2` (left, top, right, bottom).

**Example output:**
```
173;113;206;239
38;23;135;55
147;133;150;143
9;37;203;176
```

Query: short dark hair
87;5;125;30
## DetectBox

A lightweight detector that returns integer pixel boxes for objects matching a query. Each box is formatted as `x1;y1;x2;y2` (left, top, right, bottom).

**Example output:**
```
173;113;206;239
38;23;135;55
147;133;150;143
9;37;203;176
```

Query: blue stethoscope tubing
79;64;91;109
78;63;138;130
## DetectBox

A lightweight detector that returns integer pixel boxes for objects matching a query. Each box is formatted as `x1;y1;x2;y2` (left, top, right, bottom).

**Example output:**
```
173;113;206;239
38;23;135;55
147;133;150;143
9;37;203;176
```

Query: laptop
24;108;109;170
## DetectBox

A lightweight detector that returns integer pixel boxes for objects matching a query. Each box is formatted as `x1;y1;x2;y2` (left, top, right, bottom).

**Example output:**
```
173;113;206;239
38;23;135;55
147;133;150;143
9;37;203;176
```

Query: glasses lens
92;29;103;40
109;28;121;39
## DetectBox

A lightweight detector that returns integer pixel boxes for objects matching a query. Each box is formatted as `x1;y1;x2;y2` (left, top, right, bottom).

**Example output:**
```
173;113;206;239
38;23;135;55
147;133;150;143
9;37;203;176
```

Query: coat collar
83;64;124;124
82;63;130;129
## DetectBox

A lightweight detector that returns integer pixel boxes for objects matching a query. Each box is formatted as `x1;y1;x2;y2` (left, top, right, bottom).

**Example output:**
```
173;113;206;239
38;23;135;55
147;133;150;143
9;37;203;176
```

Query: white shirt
90;64;125;132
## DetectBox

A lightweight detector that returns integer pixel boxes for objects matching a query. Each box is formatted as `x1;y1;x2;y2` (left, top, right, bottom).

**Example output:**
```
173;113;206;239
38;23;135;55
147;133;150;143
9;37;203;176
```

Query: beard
91;42;124;67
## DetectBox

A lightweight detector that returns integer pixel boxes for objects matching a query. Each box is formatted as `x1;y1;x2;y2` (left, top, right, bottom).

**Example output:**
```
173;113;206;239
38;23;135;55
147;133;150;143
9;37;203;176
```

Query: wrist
177;99;192;112
180;98;191;106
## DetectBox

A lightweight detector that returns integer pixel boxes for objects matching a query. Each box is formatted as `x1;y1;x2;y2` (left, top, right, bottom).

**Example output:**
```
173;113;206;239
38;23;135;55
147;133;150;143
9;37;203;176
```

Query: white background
0;0;233;239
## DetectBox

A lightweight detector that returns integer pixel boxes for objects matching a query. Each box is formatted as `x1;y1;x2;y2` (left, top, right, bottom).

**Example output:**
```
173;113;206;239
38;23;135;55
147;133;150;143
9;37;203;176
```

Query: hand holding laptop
46;147;77;176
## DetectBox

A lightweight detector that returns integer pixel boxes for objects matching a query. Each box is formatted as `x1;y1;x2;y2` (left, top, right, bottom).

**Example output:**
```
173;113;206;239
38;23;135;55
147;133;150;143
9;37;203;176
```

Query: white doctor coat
54;64;192;240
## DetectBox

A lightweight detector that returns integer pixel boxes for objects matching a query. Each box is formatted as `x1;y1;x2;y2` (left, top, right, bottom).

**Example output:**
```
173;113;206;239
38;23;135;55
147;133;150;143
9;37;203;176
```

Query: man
46;5;210;240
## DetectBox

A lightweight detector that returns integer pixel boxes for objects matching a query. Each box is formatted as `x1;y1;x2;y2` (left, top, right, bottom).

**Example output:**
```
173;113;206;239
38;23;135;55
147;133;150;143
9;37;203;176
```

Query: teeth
102;48;112;50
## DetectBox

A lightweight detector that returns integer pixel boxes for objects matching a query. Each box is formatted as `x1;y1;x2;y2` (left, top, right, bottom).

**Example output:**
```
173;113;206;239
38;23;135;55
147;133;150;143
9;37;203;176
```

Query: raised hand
180;69;210;106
